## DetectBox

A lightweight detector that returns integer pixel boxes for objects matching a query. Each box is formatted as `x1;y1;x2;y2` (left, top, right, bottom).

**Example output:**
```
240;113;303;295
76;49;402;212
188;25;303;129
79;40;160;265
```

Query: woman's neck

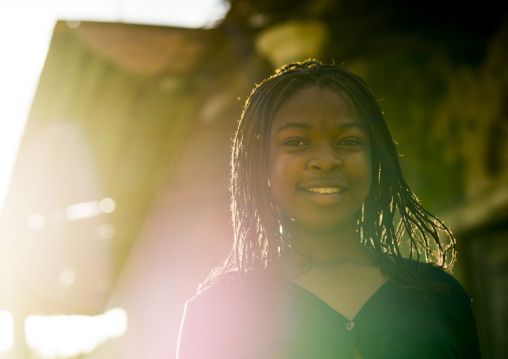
282;221;375;270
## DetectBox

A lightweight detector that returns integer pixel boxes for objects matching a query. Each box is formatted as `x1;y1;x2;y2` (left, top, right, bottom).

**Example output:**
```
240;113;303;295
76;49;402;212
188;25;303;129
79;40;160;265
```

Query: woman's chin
285;217;358;237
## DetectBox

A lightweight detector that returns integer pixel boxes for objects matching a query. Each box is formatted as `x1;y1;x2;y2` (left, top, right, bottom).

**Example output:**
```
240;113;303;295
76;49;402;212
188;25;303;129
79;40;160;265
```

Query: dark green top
177;263;481;358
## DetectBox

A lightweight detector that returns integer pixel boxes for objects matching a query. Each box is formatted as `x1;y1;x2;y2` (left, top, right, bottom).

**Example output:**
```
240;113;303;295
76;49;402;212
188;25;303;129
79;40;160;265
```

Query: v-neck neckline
287;278;392;323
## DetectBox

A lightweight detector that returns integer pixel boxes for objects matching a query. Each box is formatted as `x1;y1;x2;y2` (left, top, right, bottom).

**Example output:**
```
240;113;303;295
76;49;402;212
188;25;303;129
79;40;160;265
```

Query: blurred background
0;0;507;358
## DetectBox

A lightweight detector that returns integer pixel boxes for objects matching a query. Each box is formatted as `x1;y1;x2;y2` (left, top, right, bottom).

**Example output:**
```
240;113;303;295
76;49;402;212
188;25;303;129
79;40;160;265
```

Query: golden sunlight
25;308;127;358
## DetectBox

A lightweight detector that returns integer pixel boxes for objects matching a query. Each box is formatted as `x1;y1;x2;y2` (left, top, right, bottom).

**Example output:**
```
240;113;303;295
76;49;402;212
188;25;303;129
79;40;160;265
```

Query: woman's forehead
271;86;361;129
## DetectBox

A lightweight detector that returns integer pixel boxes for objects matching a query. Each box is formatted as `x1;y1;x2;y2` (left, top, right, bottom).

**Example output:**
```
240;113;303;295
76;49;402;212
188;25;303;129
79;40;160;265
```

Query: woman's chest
290;264;388;321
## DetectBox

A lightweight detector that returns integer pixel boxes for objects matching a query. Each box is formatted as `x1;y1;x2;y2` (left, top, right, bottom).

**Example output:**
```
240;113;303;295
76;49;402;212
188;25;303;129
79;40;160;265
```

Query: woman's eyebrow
274;121;366;133
339;122;367;132
274;122;311;133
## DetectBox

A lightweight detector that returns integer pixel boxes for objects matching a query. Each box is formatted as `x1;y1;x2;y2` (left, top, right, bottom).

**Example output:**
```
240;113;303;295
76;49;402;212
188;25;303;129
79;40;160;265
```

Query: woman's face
267;86;372;234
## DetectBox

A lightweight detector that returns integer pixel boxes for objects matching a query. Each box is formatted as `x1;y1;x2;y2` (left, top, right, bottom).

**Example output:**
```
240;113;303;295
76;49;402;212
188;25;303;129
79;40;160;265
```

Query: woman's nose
308;146;343;172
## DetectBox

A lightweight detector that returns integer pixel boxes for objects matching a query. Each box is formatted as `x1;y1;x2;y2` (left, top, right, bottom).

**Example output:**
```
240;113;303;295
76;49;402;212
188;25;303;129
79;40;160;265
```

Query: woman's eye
285;139;306;147
339;138;363;146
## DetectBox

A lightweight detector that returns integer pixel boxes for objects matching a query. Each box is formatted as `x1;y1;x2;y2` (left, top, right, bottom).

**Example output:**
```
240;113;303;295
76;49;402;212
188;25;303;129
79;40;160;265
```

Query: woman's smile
268;86;372;232
300;188;346;206
307;188;341;194
298;179;349;205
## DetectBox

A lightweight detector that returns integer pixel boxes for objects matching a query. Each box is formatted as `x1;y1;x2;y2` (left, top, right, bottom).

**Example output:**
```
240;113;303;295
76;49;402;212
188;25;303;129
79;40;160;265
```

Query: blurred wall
0;20;268;358
88;35;266;358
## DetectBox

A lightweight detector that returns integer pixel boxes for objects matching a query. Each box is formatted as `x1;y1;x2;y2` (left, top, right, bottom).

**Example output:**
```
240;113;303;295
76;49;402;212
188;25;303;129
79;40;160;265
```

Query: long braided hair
205;60;455;288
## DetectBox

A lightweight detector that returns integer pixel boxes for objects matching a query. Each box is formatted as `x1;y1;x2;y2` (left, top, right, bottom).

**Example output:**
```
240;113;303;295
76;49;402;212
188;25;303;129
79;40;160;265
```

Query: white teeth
308;187;341;194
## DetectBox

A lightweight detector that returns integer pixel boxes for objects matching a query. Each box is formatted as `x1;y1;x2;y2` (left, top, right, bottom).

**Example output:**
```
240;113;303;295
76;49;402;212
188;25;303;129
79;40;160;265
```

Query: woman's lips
307;187;342;194
300;179;348;192
298;180;349;205
300;186;348;205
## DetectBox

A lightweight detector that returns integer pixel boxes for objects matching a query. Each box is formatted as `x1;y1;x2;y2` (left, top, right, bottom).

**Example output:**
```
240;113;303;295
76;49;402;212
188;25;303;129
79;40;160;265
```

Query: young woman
177;60;481;358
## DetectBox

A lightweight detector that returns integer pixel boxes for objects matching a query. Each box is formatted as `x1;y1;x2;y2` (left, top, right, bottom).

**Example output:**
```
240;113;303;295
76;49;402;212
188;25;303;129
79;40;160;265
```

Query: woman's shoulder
178;271;289;359
398;258;471;305
186;270;282;310
180;272;284;337
185;271;245;309
413;260;466;287
178;272;260;359
404;260;481;357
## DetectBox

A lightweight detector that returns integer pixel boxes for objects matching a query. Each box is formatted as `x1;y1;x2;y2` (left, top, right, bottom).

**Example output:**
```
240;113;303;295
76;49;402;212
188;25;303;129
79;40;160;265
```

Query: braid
203;59;455;290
